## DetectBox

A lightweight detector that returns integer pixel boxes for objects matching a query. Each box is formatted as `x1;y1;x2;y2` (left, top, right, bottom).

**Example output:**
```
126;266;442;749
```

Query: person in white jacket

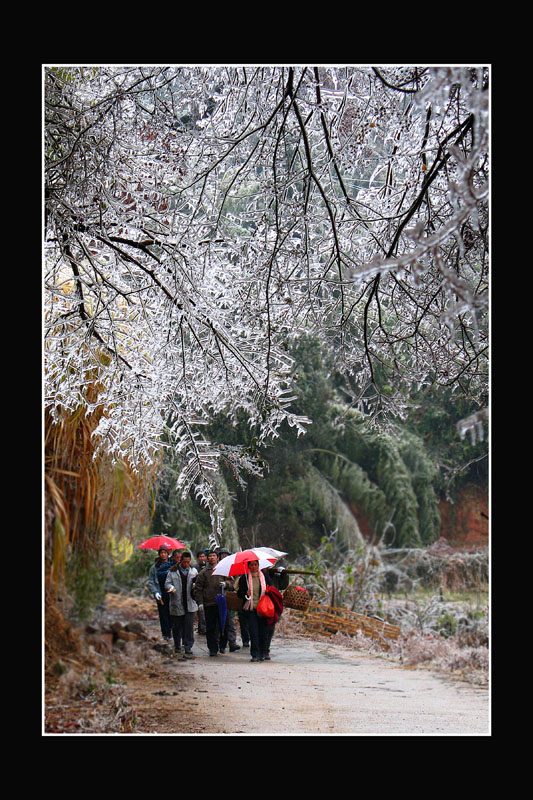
165;551;198;657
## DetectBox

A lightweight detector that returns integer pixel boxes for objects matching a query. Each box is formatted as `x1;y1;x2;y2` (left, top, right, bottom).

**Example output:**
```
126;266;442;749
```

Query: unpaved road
119;618;490;735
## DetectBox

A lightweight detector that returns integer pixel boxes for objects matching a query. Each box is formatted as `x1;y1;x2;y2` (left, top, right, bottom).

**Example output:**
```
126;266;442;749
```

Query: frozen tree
44;65;489;539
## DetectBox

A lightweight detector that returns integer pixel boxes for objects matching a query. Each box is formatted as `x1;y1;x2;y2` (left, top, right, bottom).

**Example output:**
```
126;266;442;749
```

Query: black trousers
204;605;238;653
264;621;276;654
171;612;195;650
242;609;270;659
196;605;206;634
156;593;172;638
238;610;250;645
220;612;237;648
204;604;223;654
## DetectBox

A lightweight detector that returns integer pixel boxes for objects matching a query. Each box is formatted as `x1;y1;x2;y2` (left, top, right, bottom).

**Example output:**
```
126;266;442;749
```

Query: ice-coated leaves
44;66;489;530
457;408;489;446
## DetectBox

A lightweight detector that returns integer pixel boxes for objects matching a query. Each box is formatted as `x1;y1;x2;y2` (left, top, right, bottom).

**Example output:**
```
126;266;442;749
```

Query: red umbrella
138;535;186;551
212;547;287;577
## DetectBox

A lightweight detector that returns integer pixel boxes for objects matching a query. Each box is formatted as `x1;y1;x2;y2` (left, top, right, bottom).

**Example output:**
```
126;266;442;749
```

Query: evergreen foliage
149;452;240;554
405;387;488;497
397;431;441;545
298;466;365;551
65;548;108;622
321;453;389;539
146;333;486;556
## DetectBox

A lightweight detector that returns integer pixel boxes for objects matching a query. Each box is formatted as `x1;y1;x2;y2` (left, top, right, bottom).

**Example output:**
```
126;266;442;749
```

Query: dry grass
44;593;160;734
104;592;155;620
45;403;158;578
282;604;489;687
44;354;161;612
44;370;161;731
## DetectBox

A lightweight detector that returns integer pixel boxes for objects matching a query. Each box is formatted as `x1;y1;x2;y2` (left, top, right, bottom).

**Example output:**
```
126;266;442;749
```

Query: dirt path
119;617;490;736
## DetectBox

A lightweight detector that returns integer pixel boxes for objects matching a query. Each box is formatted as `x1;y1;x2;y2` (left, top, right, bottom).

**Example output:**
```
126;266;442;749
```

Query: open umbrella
138;535;186;552
251;546;288;561
212;548;288;577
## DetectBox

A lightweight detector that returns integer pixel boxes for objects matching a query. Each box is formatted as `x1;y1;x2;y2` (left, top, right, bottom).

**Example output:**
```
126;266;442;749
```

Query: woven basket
225;591;243;611
283;584;310;611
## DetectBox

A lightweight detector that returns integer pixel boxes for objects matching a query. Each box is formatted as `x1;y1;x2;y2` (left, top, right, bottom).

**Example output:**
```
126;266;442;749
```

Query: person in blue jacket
147;546;173;641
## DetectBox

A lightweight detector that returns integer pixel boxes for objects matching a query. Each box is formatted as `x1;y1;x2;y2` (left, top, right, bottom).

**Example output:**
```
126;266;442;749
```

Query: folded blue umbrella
215;592;227;630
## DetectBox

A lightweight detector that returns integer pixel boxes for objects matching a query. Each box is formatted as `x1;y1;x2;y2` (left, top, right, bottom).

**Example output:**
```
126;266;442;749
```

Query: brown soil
439;484;489;549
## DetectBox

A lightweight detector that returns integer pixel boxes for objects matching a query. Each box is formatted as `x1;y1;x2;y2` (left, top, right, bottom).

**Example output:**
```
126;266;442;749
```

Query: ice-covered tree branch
44;65;489;533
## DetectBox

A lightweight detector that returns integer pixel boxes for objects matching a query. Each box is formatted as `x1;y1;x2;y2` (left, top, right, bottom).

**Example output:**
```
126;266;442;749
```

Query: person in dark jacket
262;567;285;660
267;566;290;592
193;550;234;656
195;550;207;634
237;559;275;662
215;548;241;653
196;550;207;570
147;546;173;641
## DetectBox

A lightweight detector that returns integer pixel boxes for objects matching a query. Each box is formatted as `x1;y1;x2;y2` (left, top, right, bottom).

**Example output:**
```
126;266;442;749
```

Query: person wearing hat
147;546;173;641
216;548;241;653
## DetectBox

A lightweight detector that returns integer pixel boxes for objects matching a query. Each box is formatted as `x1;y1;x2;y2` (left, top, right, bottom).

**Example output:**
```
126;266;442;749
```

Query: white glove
155;592;162;601
198;604;204;612
167;586;176;593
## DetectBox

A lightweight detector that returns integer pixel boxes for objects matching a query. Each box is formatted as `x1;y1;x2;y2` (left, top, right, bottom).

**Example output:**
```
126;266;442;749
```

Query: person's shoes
242;642;249;648
219;648;226;654
209;651;218;657
229;644;241;652
174;645;182;652
264;654;271;660
251;657;259;662
184;649;194;658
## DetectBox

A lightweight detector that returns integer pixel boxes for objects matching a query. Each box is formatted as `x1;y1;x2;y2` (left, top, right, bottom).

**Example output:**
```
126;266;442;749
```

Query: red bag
256;593;275;618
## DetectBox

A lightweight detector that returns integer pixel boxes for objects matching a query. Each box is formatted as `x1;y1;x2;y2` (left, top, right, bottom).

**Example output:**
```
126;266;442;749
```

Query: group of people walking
147;546;288;662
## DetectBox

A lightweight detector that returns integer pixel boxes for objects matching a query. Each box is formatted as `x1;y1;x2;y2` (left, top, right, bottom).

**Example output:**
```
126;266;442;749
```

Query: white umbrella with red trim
253;546;288;562
212;547;287;577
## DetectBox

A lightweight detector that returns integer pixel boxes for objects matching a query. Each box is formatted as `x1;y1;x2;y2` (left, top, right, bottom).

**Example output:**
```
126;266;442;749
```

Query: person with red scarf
236;559;284;662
